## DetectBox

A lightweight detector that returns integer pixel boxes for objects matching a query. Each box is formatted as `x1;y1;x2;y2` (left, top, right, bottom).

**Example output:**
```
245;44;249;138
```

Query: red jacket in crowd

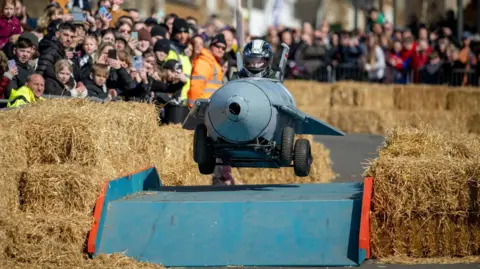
411;46;433;70
0;15;21;49
0;76;11;99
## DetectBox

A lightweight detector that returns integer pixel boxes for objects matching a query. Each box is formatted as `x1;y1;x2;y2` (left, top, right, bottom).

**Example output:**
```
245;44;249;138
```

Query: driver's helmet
241;39;273;78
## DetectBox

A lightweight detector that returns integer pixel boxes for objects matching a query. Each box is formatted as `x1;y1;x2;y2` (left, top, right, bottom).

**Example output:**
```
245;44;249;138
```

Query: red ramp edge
359;176;374;260
87;165;155;254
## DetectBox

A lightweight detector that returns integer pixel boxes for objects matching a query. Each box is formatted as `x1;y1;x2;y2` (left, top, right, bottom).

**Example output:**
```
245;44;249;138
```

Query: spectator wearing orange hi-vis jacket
187;34;226;107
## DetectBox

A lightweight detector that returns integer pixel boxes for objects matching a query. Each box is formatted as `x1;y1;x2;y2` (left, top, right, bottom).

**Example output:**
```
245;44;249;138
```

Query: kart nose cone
207;80;272;143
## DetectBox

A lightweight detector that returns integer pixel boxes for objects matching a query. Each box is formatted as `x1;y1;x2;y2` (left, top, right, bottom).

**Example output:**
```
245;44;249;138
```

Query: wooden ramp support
87;167;373;267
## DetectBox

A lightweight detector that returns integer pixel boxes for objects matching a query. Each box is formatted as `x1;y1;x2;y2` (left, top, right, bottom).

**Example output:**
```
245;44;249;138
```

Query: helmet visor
244;56;268;71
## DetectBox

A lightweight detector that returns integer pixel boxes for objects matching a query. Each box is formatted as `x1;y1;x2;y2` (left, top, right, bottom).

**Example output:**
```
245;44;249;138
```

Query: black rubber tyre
279;127;295;166
194;124;209;163
198;155;216;174
293;139;312;177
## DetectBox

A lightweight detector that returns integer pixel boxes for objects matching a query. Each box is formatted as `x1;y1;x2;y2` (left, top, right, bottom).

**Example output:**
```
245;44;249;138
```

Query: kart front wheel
194;124;209;164
198;156;216;174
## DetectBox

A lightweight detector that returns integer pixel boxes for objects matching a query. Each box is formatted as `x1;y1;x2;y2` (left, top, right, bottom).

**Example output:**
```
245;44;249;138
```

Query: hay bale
330;82;357;107
0;170;22;215
446;89;480;113
284;80;331;108
467;114;480;134
382;110;470;135
0;123;28;170
365;124;480;260
0;99;159;174
21;164;105;215
327;108;385;134
1;213;92;266
330;82;395;110
325;108;470;136
374;124;480;159
393;85;449;111
371;214;480;259
354;83;395;110
233;135;336;184
367;156;478;215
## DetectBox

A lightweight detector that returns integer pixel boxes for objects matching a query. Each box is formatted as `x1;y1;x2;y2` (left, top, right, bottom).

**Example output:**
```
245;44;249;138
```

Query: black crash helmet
241;39;273;78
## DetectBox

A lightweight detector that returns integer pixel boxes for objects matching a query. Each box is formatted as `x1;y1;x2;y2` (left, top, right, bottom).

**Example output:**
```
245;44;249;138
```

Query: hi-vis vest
165;43;192;101
7;86;44;108
188;48;223;107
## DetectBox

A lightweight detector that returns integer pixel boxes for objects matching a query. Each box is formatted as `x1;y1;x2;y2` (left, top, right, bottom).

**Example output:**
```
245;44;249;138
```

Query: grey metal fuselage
205;77;295;146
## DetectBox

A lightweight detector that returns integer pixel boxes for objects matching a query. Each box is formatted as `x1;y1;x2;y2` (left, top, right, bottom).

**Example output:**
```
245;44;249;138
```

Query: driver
238;39;274;78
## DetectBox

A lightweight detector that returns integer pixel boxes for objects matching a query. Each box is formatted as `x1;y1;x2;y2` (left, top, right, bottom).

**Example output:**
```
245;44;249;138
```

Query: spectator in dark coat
44;59;87;97
419;52;445;84
36;22;80;81
84;63;110;99
5;38;35;98
92;41;134;96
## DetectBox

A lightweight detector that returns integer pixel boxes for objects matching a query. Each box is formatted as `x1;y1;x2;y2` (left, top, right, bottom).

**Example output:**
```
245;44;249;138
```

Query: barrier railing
288;62;480;87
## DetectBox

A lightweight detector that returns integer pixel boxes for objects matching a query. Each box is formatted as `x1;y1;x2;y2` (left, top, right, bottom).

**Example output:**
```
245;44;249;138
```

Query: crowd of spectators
268;8;480;86
0;1;478;113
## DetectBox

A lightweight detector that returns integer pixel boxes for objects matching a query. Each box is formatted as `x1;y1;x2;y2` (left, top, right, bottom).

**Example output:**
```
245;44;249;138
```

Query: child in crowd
0;0;22;49
77;35;98;81
44;59;87;97
84;63;111;99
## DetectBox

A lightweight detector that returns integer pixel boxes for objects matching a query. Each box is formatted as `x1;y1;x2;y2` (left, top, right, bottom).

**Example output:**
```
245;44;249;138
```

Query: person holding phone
0;51;17;101
5;37;35;98
36;22;81;84
151;59;186;106
92;41;134;99
123;56;150;102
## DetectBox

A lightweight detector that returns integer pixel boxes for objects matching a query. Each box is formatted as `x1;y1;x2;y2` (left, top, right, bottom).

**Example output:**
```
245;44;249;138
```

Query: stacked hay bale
285;81;480;135
365;124;480;263
0;99;335;268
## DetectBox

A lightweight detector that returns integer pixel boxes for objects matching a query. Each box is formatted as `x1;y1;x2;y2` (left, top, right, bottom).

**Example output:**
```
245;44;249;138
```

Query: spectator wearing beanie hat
150;24;168;46
154;39;170;66
137;28;151;53
165;18;192;103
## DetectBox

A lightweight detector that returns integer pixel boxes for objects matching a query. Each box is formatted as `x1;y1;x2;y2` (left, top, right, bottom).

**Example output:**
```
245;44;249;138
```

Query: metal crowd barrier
303;64;479;87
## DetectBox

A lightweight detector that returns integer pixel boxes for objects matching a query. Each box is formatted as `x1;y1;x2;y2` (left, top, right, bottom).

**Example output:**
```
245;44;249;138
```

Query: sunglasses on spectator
214;44;226;51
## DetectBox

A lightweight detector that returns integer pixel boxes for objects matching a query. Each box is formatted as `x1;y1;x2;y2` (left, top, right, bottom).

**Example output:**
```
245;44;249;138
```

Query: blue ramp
88;167;372;267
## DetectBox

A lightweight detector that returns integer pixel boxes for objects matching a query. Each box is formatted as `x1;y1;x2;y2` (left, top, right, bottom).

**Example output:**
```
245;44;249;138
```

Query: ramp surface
89;168;371;267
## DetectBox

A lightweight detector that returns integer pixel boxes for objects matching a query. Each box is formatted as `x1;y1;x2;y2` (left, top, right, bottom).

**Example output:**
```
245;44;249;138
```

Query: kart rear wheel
280;127;295;166
293;139;312;177
194;124;209;163
198;155;216;174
